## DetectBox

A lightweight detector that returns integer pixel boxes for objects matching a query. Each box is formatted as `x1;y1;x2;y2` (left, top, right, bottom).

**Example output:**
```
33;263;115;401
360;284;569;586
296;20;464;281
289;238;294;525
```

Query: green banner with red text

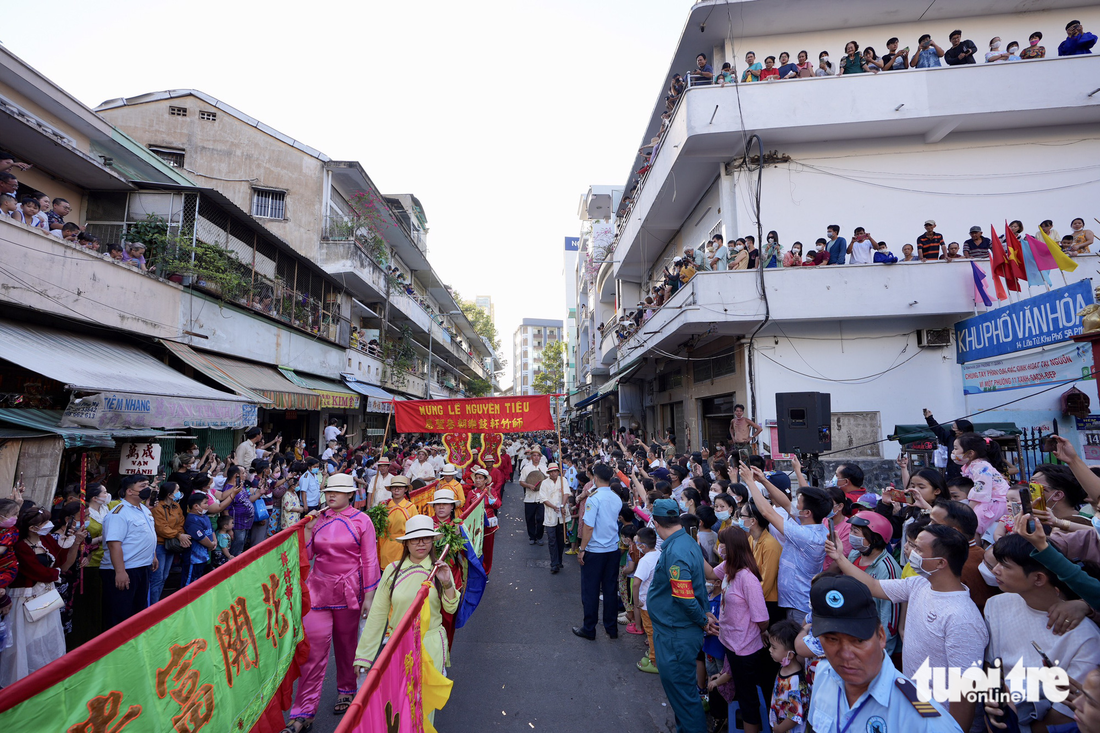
0;523;310;733
394;395;555;434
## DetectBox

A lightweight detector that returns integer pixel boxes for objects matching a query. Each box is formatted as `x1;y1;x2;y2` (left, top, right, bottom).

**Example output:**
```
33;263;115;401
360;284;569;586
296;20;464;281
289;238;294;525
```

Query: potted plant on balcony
162;237;248;302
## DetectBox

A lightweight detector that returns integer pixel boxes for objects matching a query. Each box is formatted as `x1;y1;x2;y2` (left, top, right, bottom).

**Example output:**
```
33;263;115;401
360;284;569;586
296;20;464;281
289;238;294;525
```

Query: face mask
311;468;320;475
908;550;942;578
825;475;838;488
36;521;55;535
849;533;866;551
950;451;966;466
0;515;15;528
735;519;748;531
171;491;182;502
978;562;999;586
1030;38;1039;46
678;500;689;512
192;449;200;457
715;510;730;522
990;41;1001;50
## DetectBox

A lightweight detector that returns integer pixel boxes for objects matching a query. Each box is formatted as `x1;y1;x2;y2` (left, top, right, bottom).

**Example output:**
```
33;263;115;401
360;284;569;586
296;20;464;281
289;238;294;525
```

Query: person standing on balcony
825;225;847;265
762;231;782;268
688;53;714;86
910;34;944;68
815;51;834;76
783;242;803;268
710;235;730;271
917;220;945;262
847;227;878;265
837;41;864;75
745;236;760;269
943;30;977;65
1021;31;1046;59
741;51;762;82
985;37;1011;63
881;38;909;70
777;52;799;79
963;226;991;259
1059;19;1097;56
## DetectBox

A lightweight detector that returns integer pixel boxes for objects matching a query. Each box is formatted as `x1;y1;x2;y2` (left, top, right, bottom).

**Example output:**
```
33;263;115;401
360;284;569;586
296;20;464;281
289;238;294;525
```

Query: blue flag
971;261;993;307
455;526;487;628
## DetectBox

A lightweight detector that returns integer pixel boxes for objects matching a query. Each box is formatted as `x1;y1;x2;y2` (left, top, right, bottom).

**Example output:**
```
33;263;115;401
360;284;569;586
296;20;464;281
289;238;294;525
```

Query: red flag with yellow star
990;225;1018;293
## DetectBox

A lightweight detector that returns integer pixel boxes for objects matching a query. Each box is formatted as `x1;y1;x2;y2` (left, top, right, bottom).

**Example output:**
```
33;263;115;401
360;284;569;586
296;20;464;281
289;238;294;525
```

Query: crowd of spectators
547;417;1100;733
623;18;1096;214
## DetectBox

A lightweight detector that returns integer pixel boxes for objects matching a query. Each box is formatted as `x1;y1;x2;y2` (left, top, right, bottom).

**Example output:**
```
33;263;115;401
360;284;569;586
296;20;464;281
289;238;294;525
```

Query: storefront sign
318;392;360;410
394;395;555;433
962;343;1093;395
955;281;1094;364
1076;415;1100;460
61;393;258;430
119;442;163;475
365;396;393;414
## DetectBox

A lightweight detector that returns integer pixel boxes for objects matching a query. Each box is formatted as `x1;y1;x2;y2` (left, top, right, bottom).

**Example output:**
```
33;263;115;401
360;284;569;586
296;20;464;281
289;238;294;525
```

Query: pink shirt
305;505;381;611
962;459;1009;535
714;564;769;656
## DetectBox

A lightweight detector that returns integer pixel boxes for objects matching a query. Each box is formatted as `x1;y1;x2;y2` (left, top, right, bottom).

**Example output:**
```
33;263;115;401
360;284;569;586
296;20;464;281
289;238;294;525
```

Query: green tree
465;378;492;397
532;340;565;396
453;293;501;352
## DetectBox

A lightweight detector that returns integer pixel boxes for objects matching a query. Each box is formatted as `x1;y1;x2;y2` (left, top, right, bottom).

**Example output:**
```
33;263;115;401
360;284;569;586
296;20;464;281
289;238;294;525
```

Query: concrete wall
100;96;325;261
0;216;183;339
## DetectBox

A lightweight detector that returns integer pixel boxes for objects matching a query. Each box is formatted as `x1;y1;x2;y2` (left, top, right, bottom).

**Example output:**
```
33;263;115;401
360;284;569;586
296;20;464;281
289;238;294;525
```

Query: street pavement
310;482;677;732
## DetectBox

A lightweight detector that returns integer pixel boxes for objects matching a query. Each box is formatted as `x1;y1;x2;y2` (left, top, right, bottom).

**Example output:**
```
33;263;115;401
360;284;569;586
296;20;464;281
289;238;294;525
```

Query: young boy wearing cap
806;576;960;733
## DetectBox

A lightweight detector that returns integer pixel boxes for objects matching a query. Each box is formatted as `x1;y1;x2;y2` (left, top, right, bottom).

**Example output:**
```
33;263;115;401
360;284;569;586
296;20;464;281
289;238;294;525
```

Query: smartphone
1020;485;1035;533
827;517;838;547
1042;435;1058;453
884;488;906;504
1030;482;1048;512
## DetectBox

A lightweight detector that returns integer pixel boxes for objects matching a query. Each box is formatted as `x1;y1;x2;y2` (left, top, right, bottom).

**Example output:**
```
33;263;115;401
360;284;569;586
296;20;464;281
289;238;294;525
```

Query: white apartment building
564;235;580;402
474;295;494;323
513;318;564;397
592;0;1100;467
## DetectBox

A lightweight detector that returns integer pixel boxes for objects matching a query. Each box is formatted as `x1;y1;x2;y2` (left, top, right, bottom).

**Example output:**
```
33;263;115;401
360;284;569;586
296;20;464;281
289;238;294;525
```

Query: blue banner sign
955;280;1094;364
564;236;580;251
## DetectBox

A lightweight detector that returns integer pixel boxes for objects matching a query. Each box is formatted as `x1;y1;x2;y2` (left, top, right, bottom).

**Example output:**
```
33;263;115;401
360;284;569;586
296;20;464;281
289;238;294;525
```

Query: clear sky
3;0;694;388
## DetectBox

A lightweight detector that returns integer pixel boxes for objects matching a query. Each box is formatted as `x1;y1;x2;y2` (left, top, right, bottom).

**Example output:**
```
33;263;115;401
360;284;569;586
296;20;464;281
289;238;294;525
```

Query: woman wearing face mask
782;241;803;268
737;500;783;626
150;482;191;603
762;230;782;268
0;506;85;685
821;484;852;570
713;494;737;533
985;36;1010;63
679;487;702;517
846;512;901;655
69;484;112;647
1020;31;1045;59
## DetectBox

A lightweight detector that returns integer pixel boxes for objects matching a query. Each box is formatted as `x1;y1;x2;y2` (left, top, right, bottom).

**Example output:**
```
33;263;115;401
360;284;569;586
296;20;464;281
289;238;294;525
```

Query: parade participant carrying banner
394;395;556;434
0;521;312;732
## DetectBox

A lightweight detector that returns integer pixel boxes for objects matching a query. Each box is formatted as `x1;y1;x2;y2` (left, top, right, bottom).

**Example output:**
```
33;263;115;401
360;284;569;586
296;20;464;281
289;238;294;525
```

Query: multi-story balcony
617;260;988;366
615;55;1100;281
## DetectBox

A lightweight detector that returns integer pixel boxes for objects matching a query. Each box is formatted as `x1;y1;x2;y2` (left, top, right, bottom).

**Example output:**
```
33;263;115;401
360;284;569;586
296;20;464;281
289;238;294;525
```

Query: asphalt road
307;482;676;733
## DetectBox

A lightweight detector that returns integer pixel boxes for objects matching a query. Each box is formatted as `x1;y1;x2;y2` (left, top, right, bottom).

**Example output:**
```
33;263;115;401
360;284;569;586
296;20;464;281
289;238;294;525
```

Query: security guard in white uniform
807;576;963;733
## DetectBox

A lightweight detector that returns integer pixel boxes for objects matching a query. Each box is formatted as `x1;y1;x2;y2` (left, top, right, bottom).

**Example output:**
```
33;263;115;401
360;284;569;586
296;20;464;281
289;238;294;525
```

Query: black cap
811;576;879;640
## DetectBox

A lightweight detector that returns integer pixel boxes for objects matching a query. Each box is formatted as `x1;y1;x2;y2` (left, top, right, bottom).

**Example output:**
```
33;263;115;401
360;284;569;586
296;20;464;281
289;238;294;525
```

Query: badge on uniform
669;565;693;599
866;715;887;733
895;677;940;717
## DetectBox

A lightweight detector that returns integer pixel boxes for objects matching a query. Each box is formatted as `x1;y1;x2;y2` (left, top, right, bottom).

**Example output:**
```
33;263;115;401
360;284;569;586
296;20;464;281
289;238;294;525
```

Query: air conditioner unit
917;328;951;348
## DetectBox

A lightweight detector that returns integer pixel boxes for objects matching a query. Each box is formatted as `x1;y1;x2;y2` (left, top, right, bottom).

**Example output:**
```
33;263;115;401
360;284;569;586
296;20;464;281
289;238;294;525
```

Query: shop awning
342;376;395;414
598;364;642;397
890;423;1022;446
0;409;177;448
197;354;320;411
279;368;360;410
0;320;257;431
160;340;274;406
573;391;606;409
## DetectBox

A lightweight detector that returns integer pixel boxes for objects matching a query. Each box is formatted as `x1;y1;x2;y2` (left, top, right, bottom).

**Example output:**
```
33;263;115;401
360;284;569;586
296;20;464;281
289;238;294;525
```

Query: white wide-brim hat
428;488;458;505
397;514;441;541
441;464;457;476
323;473;356;493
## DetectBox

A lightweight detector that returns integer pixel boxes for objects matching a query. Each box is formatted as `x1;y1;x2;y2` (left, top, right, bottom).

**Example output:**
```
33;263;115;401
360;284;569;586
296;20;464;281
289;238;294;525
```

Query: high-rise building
474;295;494;324
512;318;564;397
589;1;1100;464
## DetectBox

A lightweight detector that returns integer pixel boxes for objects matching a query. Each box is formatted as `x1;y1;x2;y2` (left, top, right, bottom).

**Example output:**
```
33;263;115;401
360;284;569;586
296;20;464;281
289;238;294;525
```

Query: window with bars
199;110;217;121
657;369;683;393
149;147;185;169
169;106;187;117
692;352;737;382
251;189;286;219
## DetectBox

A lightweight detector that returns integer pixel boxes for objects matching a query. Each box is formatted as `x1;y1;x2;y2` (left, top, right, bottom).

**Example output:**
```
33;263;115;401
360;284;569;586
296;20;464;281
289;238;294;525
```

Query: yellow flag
419;595;453;733
1040;229;1078;272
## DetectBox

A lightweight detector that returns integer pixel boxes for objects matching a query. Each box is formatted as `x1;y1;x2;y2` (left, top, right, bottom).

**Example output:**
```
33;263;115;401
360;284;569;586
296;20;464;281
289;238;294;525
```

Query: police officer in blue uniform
646;499;718;733
807;576;963;733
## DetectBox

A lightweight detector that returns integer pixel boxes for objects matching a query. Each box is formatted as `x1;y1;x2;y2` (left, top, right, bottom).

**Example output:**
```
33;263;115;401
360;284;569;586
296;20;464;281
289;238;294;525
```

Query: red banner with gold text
394;395;554;433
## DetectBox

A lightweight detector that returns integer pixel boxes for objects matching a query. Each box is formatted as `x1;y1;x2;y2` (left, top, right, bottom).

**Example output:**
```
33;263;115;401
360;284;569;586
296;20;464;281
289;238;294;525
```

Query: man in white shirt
846;227;878;265
368;457;394;507
827;523;986;731
985;533;1100;725
427;445;446;477
406;448;436;482
539;463;567;573
520;447;548;545
323;418;346;445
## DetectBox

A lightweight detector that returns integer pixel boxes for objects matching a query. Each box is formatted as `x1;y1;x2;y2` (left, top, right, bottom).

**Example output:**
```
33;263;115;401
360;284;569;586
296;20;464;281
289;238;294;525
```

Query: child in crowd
564;494;579;555
632;527;660;665
768;619;809;733
181;494;215;586
618;524;639;628
214;513;234;567
107;243;125;261
946;475;974;503
0;194;17;218
716;62;735;86
16;197;49;231
872;241;897;263
952;433;1010;535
